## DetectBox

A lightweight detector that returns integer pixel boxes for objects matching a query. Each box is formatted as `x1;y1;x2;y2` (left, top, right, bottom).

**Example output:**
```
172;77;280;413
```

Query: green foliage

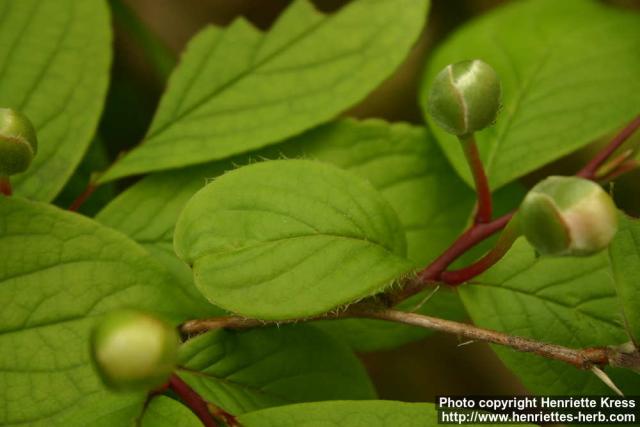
460;237;639;395
3;0;640;424
608;214;640;344
98;119;471;348
237;401;438;427
99;0;429;181
98;119;473;274
141;397;202;427
0;0;111;200
0;197;205;425
174;159;413;319
177;325;375;415
421;0;640;190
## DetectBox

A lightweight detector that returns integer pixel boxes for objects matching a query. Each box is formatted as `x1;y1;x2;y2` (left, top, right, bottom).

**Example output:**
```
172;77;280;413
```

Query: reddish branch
577;115;640;179
601;159;639;182
68;182;97;212
418;212;513;281
169;374;219;427
462;135;493;224
392;211;513;302
440;217;519;285
0;176;11;196
399;114;640;296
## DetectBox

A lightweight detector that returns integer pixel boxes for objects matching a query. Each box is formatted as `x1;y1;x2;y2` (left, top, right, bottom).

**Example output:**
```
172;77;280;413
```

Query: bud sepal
519;176;618;256
0;108;38;177
427;59;502;137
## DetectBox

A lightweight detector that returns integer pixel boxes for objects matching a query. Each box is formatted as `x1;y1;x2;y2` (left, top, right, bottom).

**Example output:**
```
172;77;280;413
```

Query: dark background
106;0;640;402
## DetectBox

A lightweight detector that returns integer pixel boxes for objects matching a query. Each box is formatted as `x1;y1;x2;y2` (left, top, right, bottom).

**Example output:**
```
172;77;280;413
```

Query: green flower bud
0;108;38;176
90;310;179;391
520;176;618;256
427;59;501;136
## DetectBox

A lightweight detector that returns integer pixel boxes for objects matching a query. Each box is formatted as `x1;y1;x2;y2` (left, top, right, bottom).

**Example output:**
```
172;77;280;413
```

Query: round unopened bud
0;108;38;176
90;310;179;391
520;176;618;256
427;59;501;136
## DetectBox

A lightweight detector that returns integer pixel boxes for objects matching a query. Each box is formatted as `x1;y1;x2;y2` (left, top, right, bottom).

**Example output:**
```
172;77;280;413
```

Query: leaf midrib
188;231;406;263
177;367;291;406
470;281;622;331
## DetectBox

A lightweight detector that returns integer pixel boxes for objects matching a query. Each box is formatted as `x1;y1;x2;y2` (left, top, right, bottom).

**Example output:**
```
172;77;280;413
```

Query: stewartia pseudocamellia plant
1;0;640;426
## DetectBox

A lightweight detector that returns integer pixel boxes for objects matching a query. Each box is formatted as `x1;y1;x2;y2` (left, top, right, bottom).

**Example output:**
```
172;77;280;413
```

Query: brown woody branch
181;307;640;372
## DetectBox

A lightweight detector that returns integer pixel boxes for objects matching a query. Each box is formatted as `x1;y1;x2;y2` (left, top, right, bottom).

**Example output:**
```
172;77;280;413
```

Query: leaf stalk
0;175;11;196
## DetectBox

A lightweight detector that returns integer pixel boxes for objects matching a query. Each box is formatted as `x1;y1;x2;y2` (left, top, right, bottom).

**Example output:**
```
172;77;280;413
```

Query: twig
600;159;639;183
596;149;634;179
440;215;520;285
0;176;11;196
169;374;218;427
181;308;635;373
360;309;610;369
68;182;97;212
392;212;514;302
181;310;355;336
577;114;640;179
181;317;271;335
461;135;493;224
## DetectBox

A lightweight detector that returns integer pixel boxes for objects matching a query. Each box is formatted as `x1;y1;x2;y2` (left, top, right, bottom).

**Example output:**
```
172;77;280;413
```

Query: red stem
601;159;639;182
0;176;12;196
462;135;493;224
404;115;640;296
169;374;218;427
418;212;514;283
68;183;97;212
393;211;514;302
439;250;504;285
577;114;640;179
440;216;520;285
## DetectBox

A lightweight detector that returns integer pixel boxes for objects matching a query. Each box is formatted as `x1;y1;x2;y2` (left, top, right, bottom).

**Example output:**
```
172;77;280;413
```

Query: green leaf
174;159;413;320
420;0;640;190
608;214;640;345
177;325;375;415
459;238;639;395
237;401;438;427
141;397;202;427
98;120;472;347
279;121;475;267
0;197;211;426
0;0;112;201
99;0;429;182
98;120;473;269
